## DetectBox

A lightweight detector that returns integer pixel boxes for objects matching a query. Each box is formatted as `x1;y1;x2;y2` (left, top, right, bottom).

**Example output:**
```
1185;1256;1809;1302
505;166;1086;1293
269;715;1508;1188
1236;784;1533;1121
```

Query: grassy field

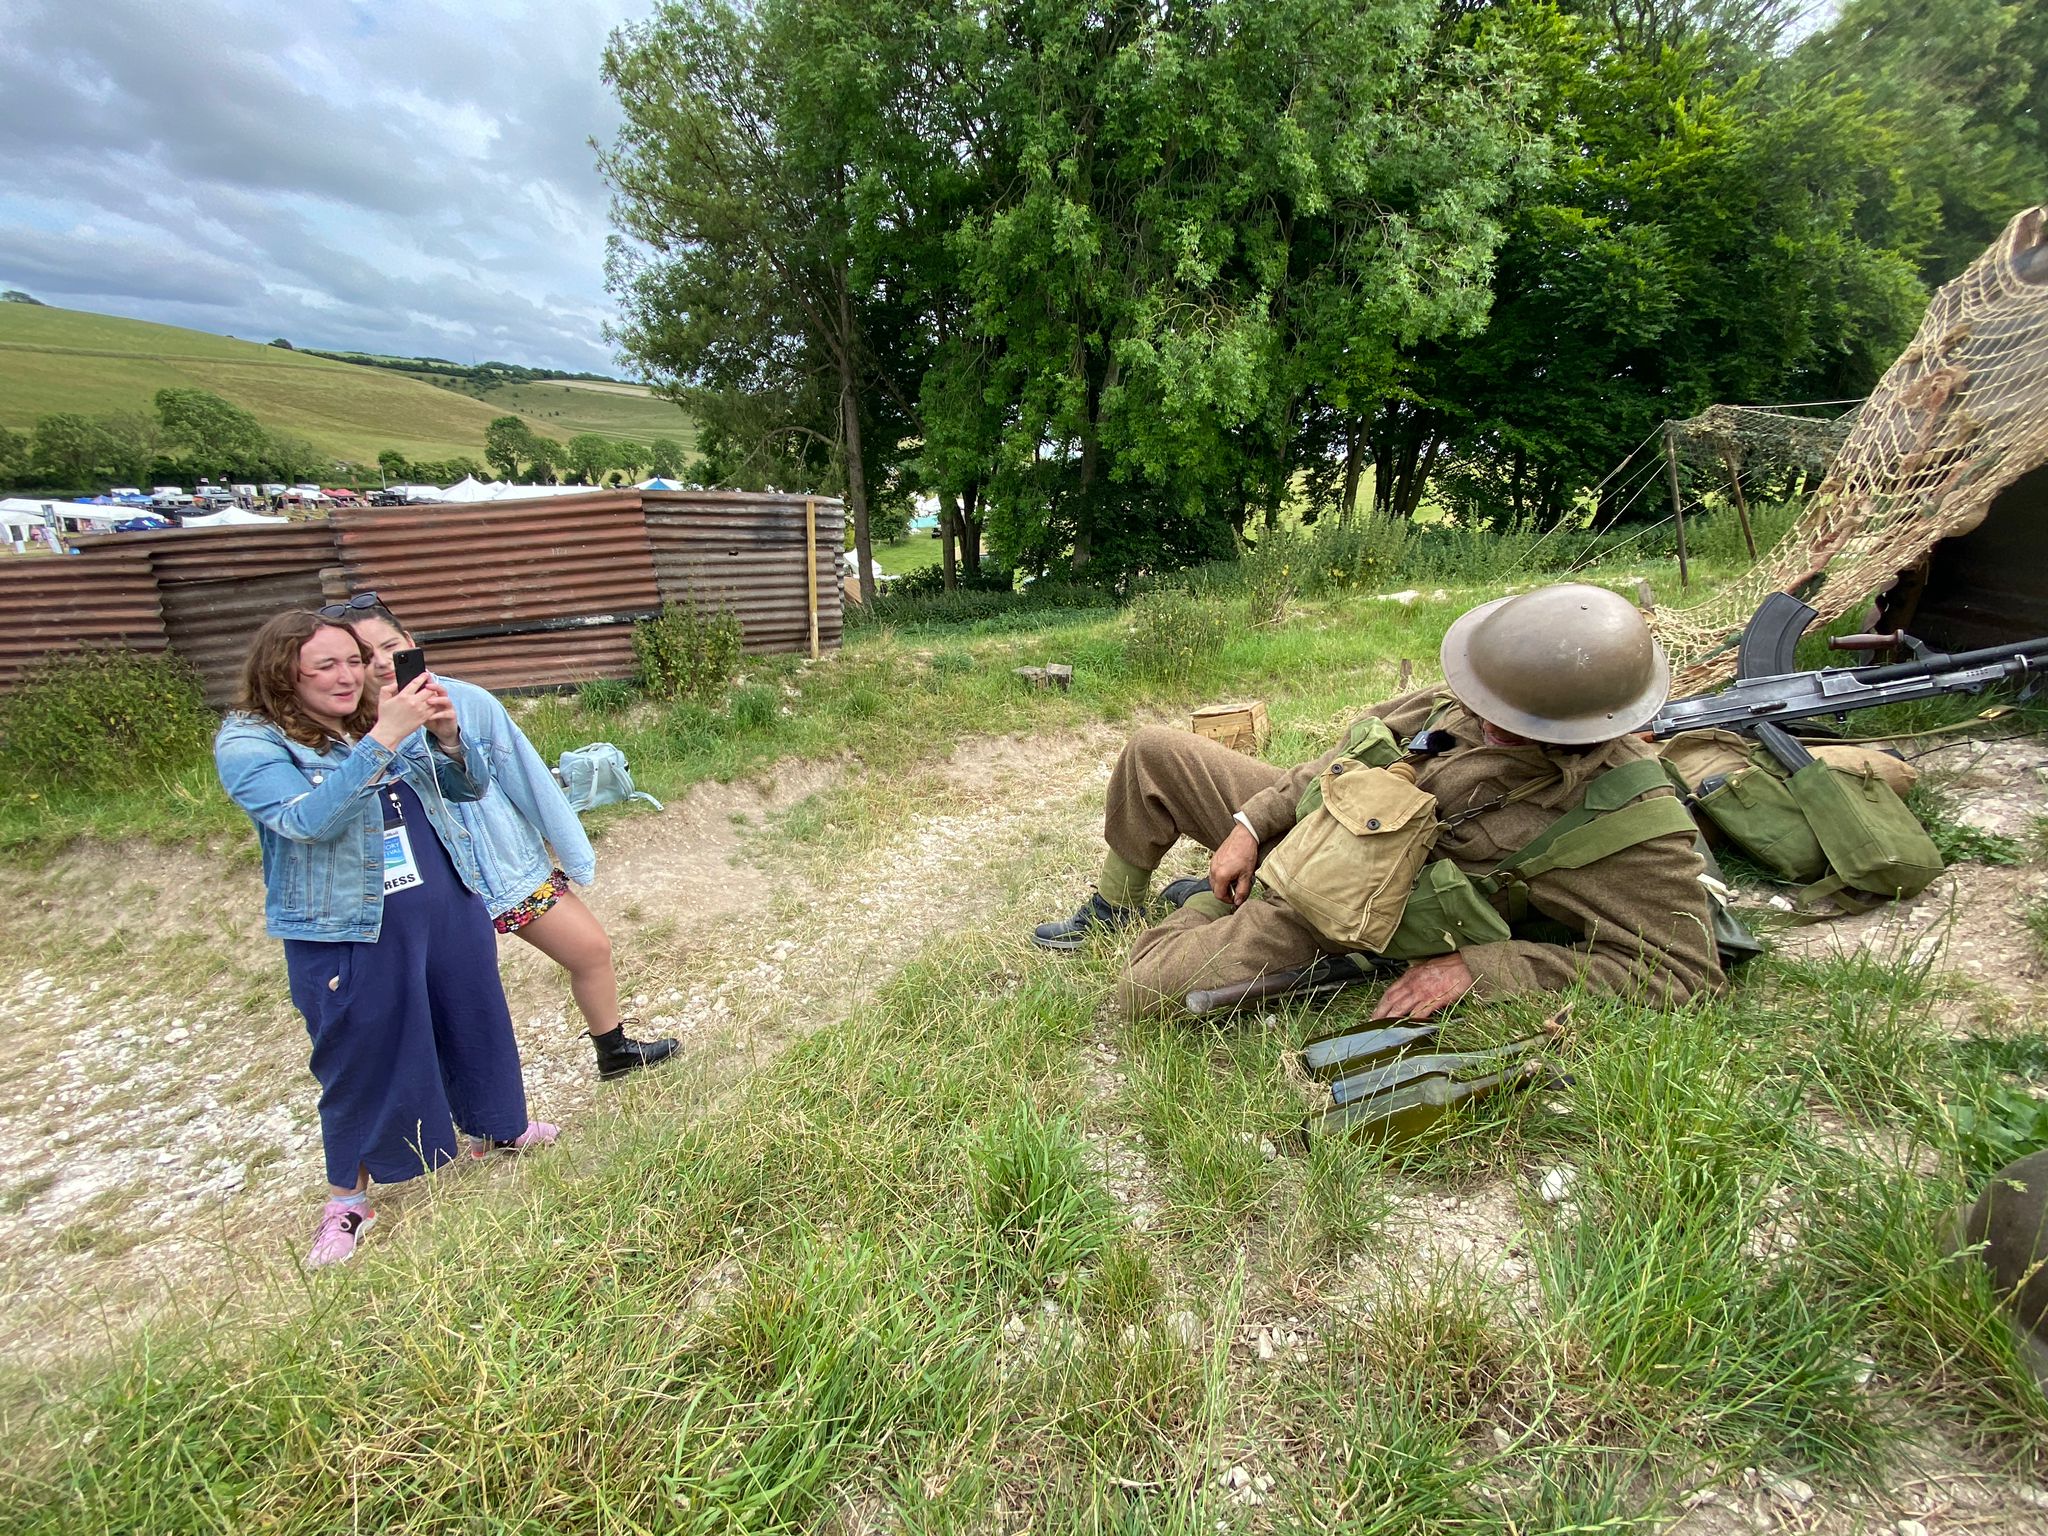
0;306;685;468
464;377;697;448
874;533;944;576
2;515;2044;1530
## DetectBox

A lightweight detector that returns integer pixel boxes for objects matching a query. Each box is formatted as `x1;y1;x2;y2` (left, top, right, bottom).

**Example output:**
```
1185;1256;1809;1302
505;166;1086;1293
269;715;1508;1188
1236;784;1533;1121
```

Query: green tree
608;439;647;479
29;414;113;491
483;415;538;480
97;413;160;489
377;447;410;482
153;388;270;479
525;437;562;483
0;424;26;481
1796;0;2046;285
265;433;328;482
604;0;928;602
647;436;684;477
565;433;612;485
1370;4;1928;523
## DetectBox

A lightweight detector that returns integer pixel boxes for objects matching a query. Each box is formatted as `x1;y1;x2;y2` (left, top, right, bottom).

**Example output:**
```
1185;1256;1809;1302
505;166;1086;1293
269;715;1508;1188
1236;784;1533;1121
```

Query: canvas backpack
556;743;664;813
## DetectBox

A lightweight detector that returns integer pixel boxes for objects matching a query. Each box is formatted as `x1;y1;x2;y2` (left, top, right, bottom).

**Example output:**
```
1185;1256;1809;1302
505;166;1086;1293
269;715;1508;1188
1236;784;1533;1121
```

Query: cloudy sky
0;0;650;374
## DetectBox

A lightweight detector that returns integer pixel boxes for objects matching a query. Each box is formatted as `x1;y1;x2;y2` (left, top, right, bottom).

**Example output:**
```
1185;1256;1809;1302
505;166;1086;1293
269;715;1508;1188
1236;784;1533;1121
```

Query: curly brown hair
236;611;378;748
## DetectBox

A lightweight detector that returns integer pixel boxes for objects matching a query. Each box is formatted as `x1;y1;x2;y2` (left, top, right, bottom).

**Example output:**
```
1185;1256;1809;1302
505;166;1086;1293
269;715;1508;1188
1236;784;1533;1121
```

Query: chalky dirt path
0;728;1120;1369
5;722;2048;1533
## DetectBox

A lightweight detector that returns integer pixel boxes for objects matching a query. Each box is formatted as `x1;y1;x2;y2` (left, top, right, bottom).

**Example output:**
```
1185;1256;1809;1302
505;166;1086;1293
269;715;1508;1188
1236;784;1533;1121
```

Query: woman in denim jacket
215;611;557;1269
338;598;676;1082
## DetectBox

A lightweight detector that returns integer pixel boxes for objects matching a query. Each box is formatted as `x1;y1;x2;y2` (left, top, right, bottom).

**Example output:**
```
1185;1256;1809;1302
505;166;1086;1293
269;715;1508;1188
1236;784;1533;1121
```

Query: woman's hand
369;674;437;750
417;680;463;756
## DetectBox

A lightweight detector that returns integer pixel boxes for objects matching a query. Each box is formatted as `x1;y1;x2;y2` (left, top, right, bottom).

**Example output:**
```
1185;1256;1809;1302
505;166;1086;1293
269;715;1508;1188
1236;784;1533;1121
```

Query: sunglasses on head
318;592;391;621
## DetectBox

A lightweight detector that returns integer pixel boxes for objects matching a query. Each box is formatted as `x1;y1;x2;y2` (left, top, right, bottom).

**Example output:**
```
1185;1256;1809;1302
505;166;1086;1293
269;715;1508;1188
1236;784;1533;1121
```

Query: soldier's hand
1208;824;1259;906
1370;953;1476;1021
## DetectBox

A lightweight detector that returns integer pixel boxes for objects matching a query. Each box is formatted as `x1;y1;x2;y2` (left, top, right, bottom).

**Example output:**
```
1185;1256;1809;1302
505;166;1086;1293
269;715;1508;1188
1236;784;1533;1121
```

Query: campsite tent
636;476;682;491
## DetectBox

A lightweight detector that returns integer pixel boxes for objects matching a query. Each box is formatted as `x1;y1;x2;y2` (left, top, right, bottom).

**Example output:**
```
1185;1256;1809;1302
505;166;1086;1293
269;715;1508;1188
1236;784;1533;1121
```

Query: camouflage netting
1656;204;2048;692
1667;403;1856;483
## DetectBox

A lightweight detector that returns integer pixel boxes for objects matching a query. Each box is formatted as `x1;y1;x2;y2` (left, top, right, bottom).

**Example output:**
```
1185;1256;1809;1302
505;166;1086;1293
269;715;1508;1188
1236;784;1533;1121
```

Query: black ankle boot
592;1020;679;1081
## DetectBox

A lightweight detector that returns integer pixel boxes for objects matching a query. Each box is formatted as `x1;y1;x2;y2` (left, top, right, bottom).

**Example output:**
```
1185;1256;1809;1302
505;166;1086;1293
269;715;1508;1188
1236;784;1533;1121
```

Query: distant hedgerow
0;647;215;794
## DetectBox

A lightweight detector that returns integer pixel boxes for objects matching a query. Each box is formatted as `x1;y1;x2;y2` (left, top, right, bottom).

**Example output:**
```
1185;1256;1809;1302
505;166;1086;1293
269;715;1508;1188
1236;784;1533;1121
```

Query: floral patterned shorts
494;868;571;935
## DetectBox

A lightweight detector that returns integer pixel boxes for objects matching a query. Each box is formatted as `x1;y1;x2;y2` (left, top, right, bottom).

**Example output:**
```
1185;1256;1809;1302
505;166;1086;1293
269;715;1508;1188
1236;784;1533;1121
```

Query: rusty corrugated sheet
160;573;330;708
0;555;168;693
419;630;643;694
333;495;659;632
3;491;847;699
73;522;340;706
644;492;845;655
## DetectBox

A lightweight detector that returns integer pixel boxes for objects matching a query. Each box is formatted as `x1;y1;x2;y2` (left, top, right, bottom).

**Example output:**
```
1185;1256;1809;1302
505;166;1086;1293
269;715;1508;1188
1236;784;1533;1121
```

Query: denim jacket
439;677;596;917
215;713;493;942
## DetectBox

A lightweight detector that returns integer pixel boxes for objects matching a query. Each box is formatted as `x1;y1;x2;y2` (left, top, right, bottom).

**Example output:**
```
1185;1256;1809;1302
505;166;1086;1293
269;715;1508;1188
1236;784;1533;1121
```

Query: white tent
182;507;290;527
637;476;682;491
439;476;495;503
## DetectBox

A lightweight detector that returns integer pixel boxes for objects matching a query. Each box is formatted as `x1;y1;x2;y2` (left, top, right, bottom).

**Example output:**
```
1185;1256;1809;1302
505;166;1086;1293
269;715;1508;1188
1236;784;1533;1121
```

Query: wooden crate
1191;700;1271;754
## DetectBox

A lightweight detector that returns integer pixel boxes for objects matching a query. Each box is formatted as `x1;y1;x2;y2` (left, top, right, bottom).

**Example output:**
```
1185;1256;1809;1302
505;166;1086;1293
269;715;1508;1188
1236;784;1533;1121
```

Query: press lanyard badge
382;789;422;895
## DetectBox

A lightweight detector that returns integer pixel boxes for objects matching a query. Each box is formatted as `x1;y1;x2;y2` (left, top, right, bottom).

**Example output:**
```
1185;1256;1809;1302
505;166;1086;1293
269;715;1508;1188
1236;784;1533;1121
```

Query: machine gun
1650;591;2048;772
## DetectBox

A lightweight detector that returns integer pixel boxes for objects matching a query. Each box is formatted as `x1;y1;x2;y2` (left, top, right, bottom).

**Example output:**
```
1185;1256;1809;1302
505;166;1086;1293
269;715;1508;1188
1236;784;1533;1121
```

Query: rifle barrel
1852;636;2048;685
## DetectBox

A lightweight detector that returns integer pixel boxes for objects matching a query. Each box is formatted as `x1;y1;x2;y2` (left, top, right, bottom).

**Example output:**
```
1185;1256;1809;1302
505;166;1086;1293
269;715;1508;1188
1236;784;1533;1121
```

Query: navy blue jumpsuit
284;780;529;1188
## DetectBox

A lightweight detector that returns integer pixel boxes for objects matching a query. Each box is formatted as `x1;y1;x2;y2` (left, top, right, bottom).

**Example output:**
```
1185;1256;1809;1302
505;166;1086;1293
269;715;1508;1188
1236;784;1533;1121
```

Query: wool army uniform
1102;689;1727;1018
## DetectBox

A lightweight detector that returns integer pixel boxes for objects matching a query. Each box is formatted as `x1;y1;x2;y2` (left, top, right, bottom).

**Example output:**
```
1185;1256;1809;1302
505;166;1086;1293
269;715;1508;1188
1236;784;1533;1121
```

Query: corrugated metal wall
332;493;663;694
0;491;847;701
0;555;168;694
74;524;336;707
645;491;844;654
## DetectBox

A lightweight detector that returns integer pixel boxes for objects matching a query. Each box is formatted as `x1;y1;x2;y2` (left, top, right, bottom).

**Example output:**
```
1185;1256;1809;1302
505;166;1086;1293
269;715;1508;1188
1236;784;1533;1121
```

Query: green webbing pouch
1380;857;1513;959
1785;760;1944;908
1694;763;1826;883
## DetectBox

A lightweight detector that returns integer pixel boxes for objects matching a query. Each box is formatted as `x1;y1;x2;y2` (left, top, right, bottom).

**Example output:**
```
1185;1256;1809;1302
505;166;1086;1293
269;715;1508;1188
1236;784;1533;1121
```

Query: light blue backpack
556;743;663;813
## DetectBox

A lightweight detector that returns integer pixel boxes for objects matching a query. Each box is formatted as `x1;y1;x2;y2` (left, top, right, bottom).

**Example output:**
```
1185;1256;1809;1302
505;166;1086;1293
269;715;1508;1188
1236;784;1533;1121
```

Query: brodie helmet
1439;583;1669;745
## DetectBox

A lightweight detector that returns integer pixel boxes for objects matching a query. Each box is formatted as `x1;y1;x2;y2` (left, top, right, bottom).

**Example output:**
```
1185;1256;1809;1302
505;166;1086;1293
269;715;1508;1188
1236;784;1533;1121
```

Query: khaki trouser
1105;727;1342;1018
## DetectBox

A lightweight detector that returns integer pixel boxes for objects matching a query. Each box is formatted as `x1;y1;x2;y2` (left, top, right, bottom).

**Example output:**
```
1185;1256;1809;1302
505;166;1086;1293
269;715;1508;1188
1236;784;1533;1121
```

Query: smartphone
392;647;428;692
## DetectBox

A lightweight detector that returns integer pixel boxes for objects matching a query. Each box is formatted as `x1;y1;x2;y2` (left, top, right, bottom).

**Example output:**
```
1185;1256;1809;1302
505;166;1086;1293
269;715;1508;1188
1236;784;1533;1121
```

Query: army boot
1031;894;1139;952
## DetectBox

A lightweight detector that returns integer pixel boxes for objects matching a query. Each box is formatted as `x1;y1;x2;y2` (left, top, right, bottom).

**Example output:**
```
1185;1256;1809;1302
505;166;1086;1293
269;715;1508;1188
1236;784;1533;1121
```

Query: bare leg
515;890;620;1036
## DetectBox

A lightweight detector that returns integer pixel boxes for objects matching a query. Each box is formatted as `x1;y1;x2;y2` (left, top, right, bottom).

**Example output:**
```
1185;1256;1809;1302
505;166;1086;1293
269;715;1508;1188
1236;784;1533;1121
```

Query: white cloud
0;0;647;373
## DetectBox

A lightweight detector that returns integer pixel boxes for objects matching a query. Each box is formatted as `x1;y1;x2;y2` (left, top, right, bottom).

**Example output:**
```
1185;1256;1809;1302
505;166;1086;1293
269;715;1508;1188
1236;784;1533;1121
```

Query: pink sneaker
306;1199;376;1269
470;1120;560;1159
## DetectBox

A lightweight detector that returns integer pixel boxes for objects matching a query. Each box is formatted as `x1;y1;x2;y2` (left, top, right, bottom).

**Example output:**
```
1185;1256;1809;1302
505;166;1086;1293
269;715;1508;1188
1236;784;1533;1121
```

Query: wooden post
1663;424;1690;589
804;497;820;660
1719;446;1757;560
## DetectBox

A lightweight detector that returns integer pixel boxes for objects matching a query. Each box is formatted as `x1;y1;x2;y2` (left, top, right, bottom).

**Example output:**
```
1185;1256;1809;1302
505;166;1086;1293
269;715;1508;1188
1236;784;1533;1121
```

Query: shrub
0;647;215;794
577;677;634;714
1121;589;1228;688
633;603;742;704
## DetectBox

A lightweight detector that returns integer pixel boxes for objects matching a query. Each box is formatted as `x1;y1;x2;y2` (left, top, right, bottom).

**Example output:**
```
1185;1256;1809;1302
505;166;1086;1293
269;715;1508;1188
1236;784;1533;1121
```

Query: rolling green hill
0;305;691;468
463;377;695;448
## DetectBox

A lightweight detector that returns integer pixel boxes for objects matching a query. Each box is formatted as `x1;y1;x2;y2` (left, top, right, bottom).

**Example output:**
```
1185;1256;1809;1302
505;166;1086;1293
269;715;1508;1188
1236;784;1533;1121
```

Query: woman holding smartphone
325;594;678;1082
216;611;557;1269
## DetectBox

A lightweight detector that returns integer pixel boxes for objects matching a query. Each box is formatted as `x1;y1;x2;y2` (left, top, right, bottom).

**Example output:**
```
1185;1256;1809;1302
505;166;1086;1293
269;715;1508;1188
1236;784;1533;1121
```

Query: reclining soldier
1033;583;1727;1020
